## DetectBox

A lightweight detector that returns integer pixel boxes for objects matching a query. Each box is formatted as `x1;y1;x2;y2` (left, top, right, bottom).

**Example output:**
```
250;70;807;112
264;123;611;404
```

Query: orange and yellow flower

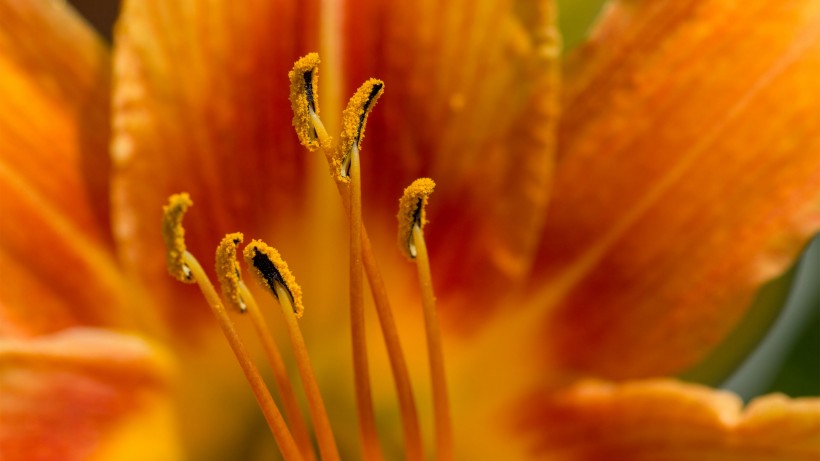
1;0;819;460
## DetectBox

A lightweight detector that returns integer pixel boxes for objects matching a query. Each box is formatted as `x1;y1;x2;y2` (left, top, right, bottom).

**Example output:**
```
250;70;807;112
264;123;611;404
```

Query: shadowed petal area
0;0;128;336
517;380;820;461
533;0;820;377
0;328;180;461
112;0;320;332
343;0;560;330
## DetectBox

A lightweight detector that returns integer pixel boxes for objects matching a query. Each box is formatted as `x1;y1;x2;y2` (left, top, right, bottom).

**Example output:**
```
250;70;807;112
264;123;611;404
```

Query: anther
289;53;330;151
397;178;436;259
161;192;195;283
215;232;247;313
335;79;384;182
243;240;304;318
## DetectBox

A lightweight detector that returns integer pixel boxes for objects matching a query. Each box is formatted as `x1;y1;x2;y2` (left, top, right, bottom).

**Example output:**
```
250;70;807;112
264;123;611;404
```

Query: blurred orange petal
0;0;128;336
111;0;321;333
342;0;560;329
0;328;180;461
533;0;820;377
517;380;820;461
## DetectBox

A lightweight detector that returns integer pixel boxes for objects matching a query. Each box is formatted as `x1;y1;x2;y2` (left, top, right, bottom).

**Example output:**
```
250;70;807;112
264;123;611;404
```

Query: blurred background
67;0;818;400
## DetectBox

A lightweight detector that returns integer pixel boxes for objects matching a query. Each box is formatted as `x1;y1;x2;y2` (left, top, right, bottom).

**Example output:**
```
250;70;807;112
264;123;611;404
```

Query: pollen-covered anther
215;232;247;313
161;192;195;283
334;78;384;182
397;178;436;259
243;239;304;318
288;53;330;151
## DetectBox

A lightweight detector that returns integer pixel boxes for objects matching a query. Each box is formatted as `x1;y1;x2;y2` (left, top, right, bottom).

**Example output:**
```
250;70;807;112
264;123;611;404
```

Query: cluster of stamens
162;53;451;461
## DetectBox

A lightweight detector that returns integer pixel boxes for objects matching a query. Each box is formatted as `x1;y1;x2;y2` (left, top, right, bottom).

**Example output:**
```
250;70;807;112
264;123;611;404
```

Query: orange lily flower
1;0;819;460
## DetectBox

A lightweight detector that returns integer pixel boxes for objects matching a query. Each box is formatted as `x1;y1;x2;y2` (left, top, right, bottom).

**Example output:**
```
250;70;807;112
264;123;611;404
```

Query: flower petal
532;0;820;377
0;0;128;336
342;0;560;328
517;380;820;461
0;328;180;461
111;0;321;331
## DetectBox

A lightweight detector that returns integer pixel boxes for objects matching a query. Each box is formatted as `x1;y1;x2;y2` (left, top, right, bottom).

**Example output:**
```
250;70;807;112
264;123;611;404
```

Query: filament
240;282;316;461
411;224;454;460
243;241;340;461
273;282;341;461
181;252;302;461
350;144;383;460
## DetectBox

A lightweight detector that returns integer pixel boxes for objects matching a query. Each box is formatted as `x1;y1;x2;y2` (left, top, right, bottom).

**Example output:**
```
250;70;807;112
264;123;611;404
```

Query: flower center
160;54;452;461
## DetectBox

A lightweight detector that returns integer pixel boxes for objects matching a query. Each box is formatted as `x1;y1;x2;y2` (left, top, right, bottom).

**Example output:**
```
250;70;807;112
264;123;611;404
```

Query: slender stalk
272;283;341;461
411;225;454;460
314;114;422;460
361;225;424;461
181;252;302;461
241;282;316;461
350;146;384;460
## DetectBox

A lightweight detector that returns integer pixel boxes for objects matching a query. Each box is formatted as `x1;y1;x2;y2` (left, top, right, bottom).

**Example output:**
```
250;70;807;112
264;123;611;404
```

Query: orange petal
516;380;820;461
0;1;129;336
532;0;820;377
342;0;560;329
0;328;181;461
111;0;321;332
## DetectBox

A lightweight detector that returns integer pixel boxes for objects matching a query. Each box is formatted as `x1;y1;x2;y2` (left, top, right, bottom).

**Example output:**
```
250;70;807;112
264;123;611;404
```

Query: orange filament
216;233;315;460
272;281;341;461
327;157;424;461
240;282;316;461
243;241;340;461
411;224;454;460
361;226;424;461
298;64;423;459
164;54;463;460
349;144;383;460
309;110;331;147
180;252;303;461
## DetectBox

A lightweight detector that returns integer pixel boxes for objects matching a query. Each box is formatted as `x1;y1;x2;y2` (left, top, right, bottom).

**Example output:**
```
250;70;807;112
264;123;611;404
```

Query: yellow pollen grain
161;192;195;283
242;239;305;318
397;178;436;259
215;232;247;313
289;52;329;152
334;78;384;183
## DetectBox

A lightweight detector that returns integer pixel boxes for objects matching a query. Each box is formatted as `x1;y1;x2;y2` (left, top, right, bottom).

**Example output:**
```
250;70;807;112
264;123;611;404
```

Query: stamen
289;53;331;151
215;233;316;461
161;196;302;461
288;55;423;461
335;79;384;182
244;240;304;318
349;140;383;460
244;240;341;461
397;178;436;259
361;230;424;461
161;193;195;283
215;232;247;313
399;181;454;461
